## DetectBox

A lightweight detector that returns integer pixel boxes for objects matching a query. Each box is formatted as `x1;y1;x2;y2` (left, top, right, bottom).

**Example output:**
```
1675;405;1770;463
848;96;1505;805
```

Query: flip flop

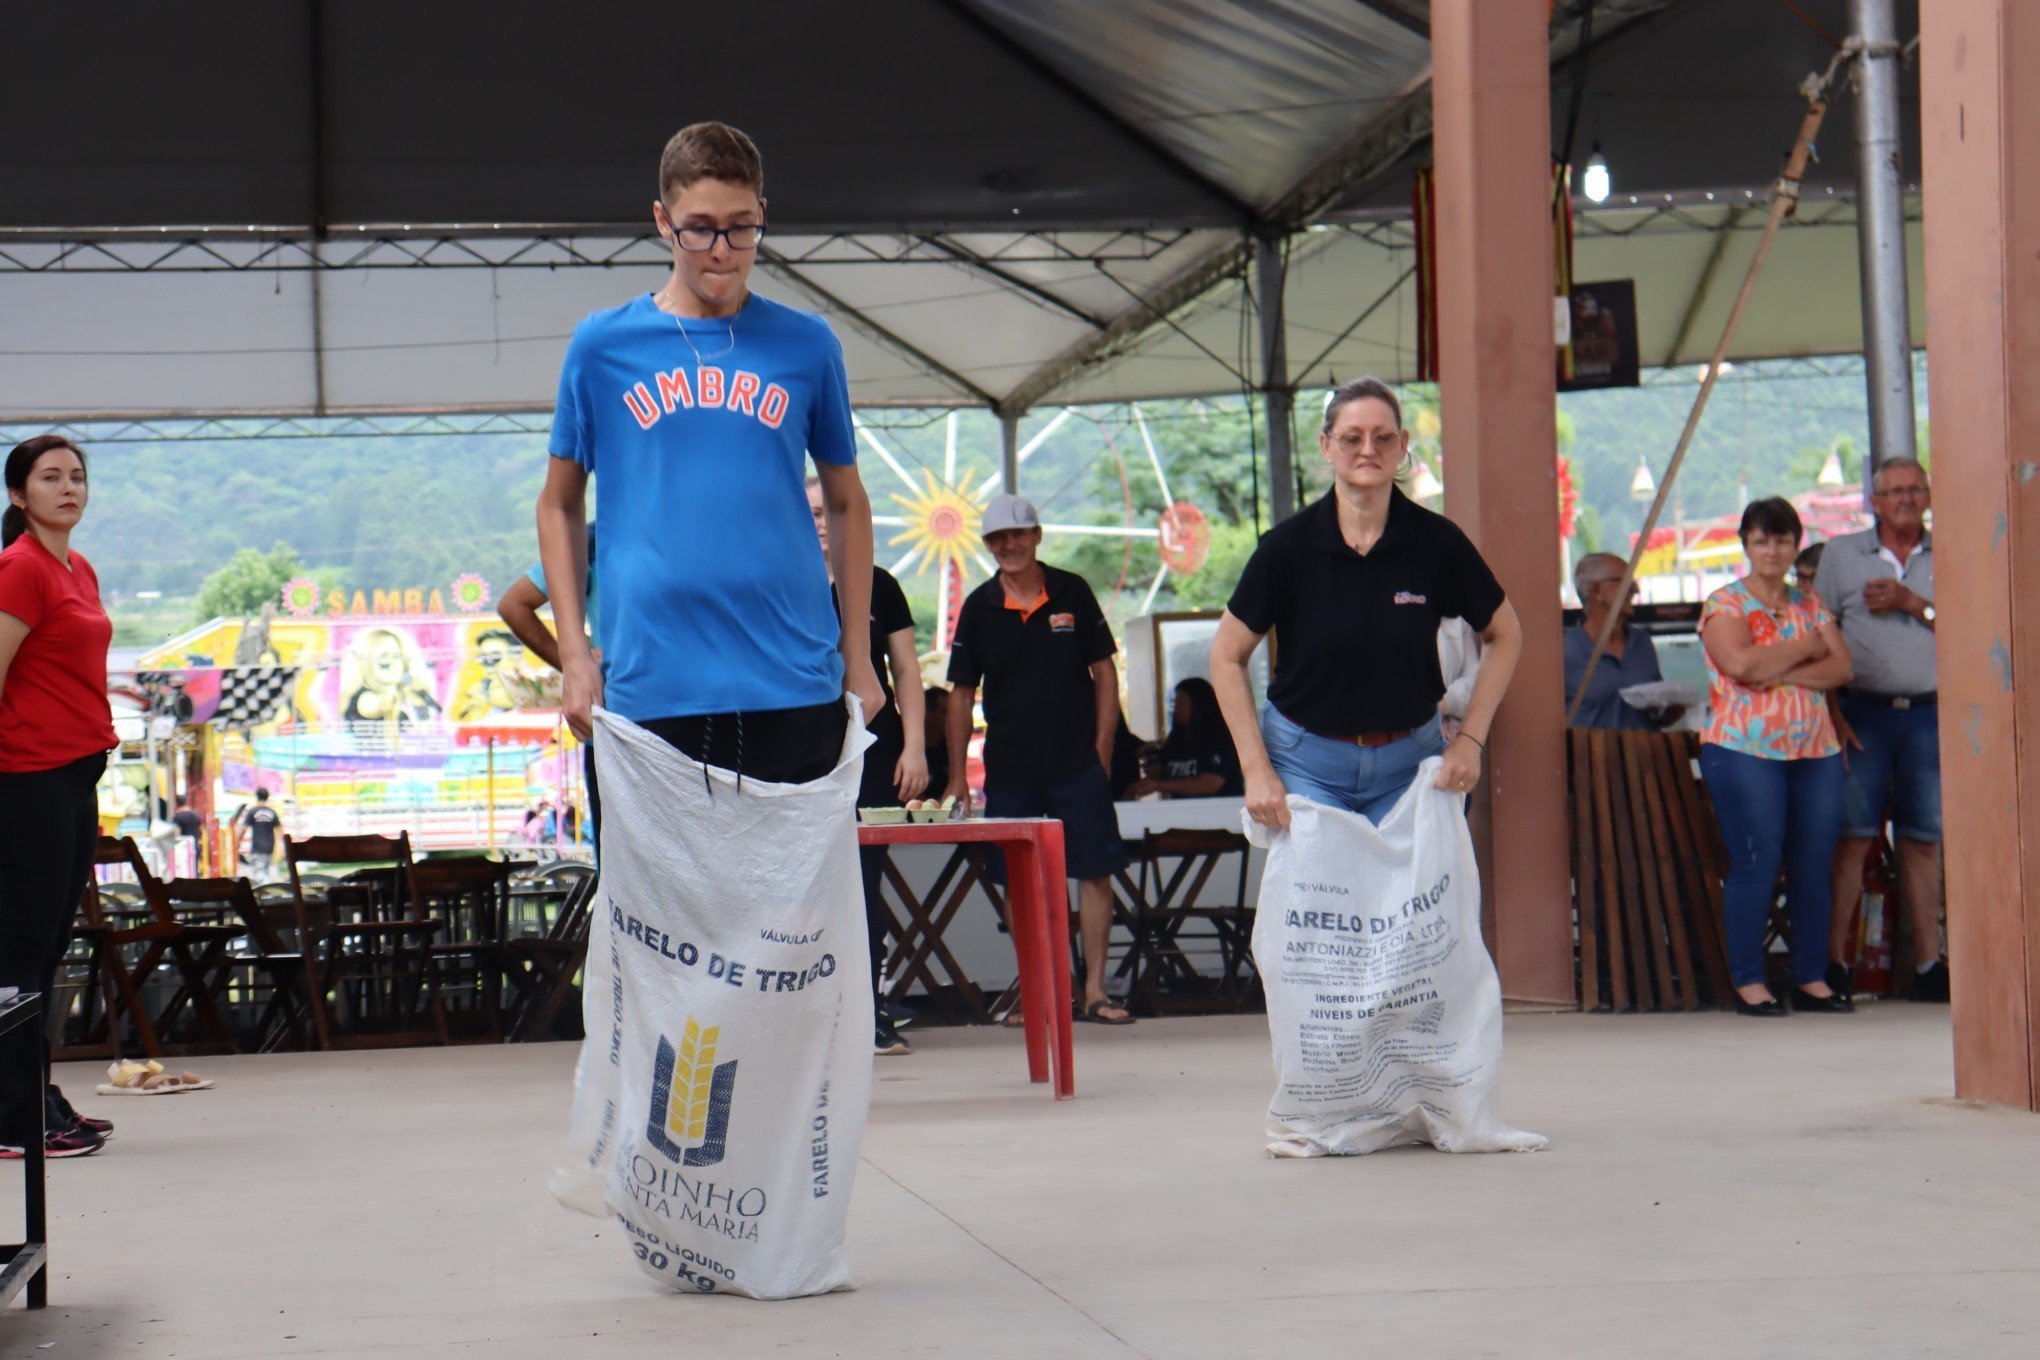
1077;999;1135;1026
998;1009;1028;1029
96;1061;215;1096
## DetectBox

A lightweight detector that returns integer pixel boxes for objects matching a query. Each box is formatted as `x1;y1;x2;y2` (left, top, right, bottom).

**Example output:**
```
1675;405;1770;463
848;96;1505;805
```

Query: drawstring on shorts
697;712;748;798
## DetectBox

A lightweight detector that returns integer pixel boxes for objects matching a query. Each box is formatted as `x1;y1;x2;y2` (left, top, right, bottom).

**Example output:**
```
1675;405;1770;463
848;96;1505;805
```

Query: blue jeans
1260;704;1447;824
1698;745;1845;988
1838;698;1942;843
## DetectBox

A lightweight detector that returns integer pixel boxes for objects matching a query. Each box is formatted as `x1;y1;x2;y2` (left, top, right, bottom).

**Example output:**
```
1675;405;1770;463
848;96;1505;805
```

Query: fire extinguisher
1852;838;1896;998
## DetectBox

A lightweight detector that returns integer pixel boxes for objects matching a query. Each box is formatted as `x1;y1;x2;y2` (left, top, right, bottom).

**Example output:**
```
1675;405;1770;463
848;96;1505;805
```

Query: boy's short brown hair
658;122;764;204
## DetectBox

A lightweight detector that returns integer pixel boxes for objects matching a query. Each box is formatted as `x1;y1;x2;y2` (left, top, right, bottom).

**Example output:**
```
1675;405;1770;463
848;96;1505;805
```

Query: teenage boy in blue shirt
536;122;882;784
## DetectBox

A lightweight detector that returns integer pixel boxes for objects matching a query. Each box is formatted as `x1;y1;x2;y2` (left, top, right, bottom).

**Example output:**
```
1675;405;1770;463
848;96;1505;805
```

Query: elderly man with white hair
1562;552;1675;730
1818;456;1945;1002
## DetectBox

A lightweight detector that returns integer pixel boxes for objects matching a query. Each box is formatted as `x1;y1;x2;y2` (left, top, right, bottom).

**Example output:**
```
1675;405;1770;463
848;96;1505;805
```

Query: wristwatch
1922;603;1937;624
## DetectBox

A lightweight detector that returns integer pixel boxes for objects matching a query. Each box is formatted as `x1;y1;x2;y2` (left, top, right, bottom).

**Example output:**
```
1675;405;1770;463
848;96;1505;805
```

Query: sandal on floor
1077;999;1135;1026
97;1060;216;1096
998;1009;1028;1029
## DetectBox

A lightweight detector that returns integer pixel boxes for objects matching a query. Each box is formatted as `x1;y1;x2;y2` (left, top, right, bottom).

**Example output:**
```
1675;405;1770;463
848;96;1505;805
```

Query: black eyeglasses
673;223;766;253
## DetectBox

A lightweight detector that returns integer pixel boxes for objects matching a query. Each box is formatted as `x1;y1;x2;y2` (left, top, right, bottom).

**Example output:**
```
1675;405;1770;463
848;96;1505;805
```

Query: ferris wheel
853;406;1212;651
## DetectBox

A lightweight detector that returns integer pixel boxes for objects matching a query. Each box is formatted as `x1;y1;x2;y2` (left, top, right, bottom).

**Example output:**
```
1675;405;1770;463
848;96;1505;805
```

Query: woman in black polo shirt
1211;378;1523;828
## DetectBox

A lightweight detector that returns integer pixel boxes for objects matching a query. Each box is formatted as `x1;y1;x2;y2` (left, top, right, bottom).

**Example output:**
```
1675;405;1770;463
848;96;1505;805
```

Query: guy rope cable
1564;45;1865;727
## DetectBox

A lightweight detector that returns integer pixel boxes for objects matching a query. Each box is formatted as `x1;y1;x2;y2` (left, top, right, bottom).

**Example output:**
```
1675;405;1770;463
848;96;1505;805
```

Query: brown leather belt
1308;727;1413;748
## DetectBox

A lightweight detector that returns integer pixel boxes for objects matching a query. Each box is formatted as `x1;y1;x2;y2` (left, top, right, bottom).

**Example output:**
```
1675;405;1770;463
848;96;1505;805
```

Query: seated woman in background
1125;677;1244;799
1699;496;1855;1018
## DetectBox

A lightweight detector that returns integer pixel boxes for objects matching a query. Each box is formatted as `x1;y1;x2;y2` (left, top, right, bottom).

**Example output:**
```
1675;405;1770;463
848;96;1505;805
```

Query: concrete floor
3;1005;2035;1359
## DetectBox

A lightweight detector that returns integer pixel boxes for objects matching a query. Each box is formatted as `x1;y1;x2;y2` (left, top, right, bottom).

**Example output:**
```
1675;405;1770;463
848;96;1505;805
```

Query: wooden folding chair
160;877;315;1052
875;847;1007;1024
286;833;449;1049
411;856;512;1042
77;838;242;1057
504;873;599;1042
50;908;117;1063
1114;829;1255;1015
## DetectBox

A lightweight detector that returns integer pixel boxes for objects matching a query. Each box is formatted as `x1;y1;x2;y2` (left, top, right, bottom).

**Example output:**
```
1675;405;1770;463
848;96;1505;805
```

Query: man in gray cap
945;494;1133;1024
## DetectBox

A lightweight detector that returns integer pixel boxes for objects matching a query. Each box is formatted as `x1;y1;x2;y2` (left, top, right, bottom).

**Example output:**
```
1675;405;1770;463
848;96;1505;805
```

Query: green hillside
49;358;1918;650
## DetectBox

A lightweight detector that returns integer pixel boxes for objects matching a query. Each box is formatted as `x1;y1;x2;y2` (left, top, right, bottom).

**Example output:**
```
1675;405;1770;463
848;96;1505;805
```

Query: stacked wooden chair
75;837;241;1056
285;833;449;1049
1566;729;1734;1012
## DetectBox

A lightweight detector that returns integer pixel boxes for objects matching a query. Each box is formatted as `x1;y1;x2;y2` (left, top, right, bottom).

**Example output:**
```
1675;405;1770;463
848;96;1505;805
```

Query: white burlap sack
551;702;874;1299
1246;760;1546;1157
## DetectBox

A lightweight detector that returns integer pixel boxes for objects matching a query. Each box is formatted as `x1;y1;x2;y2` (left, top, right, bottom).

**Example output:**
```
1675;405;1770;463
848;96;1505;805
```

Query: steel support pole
1850;0;1918;469
1256;232;1297;522
999;410;1021;495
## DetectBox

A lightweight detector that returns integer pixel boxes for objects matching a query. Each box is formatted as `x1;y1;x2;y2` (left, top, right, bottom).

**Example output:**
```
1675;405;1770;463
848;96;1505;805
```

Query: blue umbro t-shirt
549;292;856;720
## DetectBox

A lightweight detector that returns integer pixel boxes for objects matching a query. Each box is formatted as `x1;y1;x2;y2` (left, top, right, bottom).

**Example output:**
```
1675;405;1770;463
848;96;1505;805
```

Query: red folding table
856;818;1075;1100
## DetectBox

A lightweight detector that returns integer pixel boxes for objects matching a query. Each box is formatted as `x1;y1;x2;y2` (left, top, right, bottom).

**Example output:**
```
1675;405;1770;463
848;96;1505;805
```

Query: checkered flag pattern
214;666;297;731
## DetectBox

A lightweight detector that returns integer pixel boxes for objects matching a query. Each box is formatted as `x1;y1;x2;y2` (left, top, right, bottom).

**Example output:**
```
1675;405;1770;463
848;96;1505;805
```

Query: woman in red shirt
0;436;118;1159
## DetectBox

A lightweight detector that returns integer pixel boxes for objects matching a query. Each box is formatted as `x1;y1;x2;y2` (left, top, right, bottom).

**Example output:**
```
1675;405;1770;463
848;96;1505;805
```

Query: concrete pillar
1919;0;2040;1110
1256;231;1297;522
1850;0;1919;468
1431;0;1573;1005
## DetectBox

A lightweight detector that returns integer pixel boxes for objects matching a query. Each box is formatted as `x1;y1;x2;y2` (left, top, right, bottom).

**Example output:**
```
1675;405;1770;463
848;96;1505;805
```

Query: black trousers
583;739;602;849
639;700;849;789
858;708;906;998
0;753;106;1145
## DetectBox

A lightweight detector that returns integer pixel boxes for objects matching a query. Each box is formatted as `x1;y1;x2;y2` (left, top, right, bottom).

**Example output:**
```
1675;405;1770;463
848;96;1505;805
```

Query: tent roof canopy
0;0;1920;419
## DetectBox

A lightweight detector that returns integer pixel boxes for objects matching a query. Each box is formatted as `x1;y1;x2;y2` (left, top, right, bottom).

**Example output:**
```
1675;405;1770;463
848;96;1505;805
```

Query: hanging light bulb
1630;457;1657;502
1582;144;1611;204
1409;461;1444;501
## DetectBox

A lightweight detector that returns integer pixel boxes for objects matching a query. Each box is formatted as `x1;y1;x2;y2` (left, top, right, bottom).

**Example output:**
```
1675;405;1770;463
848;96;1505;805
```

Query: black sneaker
1911;960;1951;1003
0;1124;105;1160
882;999;916;1030
874;1016;910;1056
51;1086;112;1141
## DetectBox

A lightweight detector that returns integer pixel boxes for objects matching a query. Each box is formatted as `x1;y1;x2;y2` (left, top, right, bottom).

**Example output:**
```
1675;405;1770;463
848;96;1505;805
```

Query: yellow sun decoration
889;473;983;575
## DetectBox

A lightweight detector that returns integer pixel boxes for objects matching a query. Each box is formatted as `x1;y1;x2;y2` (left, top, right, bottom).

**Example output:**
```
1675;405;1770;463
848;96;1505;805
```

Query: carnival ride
858;406;1212;650
131;583;589;856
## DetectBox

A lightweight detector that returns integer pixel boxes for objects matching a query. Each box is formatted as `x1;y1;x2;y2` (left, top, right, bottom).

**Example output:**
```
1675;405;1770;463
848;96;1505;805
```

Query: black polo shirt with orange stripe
948;565;1115;786
1227;488;1505;737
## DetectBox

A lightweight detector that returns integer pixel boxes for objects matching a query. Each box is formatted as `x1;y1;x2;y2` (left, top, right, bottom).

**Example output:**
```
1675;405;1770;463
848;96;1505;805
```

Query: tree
1048;400;1274;626
193;542;326;620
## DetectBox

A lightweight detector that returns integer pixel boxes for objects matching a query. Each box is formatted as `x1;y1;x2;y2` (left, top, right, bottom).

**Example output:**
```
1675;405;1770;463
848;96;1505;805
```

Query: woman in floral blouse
1699;497;1855;1017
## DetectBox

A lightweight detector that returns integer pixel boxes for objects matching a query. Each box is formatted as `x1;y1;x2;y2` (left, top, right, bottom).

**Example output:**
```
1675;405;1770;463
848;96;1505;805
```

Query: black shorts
984;761;1130;883
640;700;848;787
